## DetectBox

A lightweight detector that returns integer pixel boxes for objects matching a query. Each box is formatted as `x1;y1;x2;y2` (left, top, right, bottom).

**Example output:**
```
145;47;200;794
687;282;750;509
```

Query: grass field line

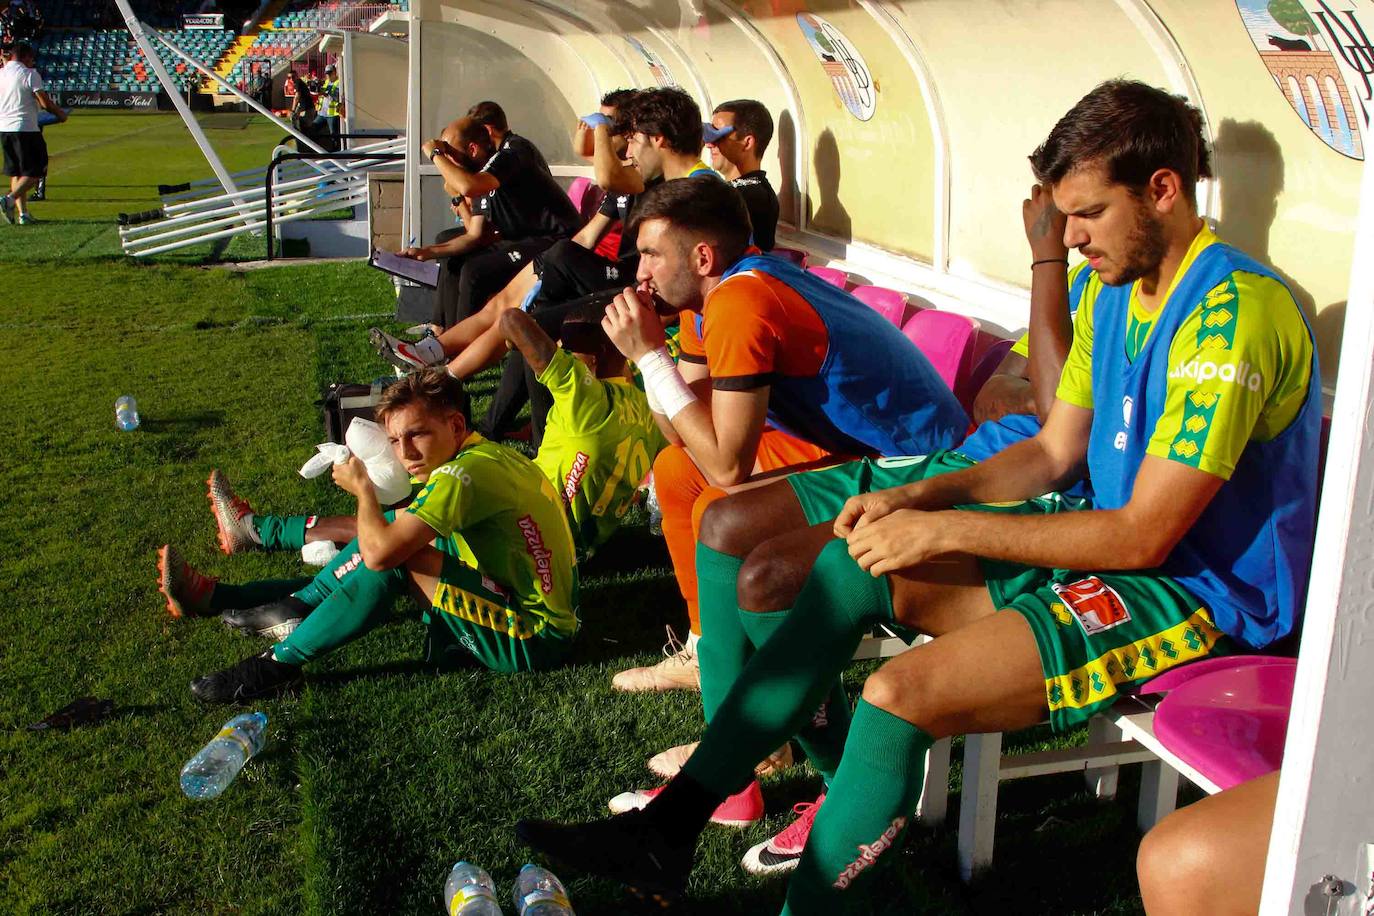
48;116;182;162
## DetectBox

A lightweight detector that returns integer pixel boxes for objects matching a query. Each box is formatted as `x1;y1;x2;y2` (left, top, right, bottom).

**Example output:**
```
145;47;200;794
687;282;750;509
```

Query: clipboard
369;249;441;288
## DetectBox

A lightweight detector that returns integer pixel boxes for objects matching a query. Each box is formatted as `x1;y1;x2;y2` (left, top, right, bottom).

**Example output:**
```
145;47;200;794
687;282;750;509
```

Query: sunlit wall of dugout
400;0;1364;386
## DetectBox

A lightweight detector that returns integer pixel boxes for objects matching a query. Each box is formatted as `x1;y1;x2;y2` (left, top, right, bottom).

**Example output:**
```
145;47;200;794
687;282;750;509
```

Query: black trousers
477;241;636;444
431;236;559;329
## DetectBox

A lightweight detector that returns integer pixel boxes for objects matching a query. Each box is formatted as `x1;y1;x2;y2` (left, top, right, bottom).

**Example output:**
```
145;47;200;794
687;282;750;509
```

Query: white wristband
637;347;697;420
642;375;664;414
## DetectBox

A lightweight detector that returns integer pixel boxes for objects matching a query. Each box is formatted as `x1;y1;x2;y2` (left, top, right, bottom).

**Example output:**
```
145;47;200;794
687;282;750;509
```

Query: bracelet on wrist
1031;257;1069;269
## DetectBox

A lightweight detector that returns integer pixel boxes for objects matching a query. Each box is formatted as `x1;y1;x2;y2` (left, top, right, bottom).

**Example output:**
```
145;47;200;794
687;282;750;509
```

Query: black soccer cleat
190;649;302;704
221;597;311;640
515;809;693;904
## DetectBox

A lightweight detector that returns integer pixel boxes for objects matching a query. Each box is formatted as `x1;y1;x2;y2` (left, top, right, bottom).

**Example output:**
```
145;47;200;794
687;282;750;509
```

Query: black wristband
1031;257;1069;269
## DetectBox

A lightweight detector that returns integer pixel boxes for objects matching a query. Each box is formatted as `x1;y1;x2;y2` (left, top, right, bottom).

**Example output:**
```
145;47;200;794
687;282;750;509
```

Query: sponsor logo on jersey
518;514;556;594
811;700;829;729
430;463;473;486
1168;358;1263;391
833;816;907;888
1050;576;1132;635
333;552;364;581
563;452;591;502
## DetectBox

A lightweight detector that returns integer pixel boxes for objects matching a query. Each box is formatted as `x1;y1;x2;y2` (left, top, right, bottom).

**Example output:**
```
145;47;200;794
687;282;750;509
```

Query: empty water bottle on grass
443;862;502;915
514;864;574;915
115;395;140;431
180;711;267;800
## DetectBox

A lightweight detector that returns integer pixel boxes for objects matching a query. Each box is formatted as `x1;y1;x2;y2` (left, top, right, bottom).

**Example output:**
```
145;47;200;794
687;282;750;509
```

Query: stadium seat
565;176;604;221
955;336;1014;414
770;246;808;268
806;265;851;290
900;309;979;392
850;285;909;328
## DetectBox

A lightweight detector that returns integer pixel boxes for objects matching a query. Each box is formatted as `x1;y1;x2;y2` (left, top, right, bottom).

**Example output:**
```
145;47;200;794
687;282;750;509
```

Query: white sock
244;513;264;545
414;334;446;364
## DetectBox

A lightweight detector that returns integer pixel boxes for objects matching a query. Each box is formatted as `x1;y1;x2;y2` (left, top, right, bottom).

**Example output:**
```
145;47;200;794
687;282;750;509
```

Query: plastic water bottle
115;395;140;431
180;712;268;799
513;864;573;915
443;862;502;915
646;481;663;537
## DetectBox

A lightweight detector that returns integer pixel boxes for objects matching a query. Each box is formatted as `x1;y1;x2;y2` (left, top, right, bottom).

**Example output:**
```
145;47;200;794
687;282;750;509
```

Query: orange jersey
677;270;828;390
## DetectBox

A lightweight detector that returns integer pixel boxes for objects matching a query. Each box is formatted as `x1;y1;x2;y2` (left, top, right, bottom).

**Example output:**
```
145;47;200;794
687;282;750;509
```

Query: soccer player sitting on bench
163;369;581;701
514;80;1322;914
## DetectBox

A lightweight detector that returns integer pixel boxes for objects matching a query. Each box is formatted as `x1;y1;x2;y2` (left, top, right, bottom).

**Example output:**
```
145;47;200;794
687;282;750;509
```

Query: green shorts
787;450;979;525
978;511;1235;731
423;553;573;674
789;454;1234;732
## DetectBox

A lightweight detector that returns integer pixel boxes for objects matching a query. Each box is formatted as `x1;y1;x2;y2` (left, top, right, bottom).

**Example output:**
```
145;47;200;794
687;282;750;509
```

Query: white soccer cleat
740;793;825;876
369;327;446;371
611;627;700;692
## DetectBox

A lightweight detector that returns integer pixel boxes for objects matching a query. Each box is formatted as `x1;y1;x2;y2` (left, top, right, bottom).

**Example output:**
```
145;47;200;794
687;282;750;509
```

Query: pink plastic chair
565;177;604;221
901;309;979;391
851;285;909;328
771;246;808;268
807;265;852;290
1152;659;1296;790
956;337;1014;414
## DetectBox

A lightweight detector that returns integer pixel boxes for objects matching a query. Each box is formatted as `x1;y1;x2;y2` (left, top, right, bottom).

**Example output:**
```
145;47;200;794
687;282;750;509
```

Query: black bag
321;382;387;444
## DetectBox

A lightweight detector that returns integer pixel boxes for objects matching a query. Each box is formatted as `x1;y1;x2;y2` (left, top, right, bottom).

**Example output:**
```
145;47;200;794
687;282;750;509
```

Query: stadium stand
34;27;234;94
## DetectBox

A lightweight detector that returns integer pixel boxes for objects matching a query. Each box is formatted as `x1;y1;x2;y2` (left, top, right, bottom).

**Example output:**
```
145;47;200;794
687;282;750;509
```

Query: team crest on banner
795;13;876;121
1235;0;1372;159
625;36;676;87
1051;577;1133;636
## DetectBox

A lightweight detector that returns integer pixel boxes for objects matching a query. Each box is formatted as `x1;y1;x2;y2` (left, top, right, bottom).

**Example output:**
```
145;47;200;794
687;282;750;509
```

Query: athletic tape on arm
637;347;696;420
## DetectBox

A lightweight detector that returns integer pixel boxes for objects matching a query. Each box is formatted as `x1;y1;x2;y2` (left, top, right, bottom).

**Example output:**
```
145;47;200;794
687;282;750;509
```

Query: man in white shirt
0;42;65;225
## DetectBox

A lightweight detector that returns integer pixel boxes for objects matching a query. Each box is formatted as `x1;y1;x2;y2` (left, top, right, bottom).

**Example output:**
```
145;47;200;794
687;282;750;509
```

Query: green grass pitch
0;111;1161;914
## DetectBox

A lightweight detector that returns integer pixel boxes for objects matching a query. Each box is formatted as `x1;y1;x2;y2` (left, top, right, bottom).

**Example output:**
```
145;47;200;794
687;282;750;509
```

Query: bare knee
698;496;757;556
736;540;810;612
861;663;919;717
1137;812;1213;914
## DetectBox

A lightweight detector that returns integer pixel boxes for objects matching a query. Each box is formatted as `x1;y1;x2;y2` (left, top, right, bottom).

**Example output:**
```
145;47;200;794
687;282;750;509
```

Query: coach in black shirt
403;108;579;328
706;98;780;251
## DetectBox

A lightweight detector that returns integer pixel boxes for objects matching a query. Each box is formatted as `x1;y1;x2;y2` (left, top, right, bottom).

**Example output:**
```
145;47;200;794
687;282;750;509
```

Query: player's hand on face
332;455;372;497
845;509;942;576
833;489;910;537
1023;183;1069;260
602;286;666;361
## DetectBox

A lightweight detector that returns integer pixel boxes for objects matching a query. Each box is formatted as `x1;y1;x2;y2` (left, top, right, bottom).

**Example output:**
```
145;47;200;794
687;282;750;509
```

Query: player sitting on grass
513;79;1322;913
179;309;663;645
160;368;580;702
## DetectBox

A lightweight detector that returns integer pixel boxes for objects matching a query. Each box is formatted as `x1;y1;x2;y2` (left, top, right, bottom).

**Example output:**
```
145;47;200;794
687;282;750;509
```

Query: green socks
271;543;406;666
210;578;313;611
695;543;749;721
251;514;311;551
782;701;932;915
683;538;891;797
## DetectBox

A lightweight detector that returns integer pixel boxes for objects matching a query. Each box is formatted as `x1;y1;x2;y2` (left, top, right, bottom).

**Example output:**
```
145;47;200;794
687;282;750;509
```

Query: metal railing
264;148;403;259
118;136;404;258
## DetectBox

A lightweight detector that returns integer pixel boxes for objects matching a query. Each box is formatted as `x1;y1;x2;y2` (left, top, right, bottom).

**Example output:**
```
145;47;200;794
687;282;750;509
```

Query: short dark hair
453;116;490;150
713;99;774;155
629;175;751;264
467;100;508;133
601;87;637;109
375;368;471;426
626;87;703;155
1029;80;1213;203
602;88;640;136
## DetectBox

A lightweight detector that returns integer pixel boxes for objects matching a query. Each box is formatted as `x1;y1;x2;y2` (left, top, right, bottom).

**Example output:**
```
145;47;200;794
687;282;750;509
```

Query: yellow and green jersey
534;349;667;554
408;432;579;636
1056;225;1314;480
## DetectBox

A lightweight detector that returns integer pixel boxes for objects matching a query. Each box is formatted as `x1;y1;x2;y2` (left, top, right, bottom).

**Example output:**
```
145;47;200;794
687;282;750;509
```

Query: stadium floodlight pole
145;28;335;173
111;0;256;224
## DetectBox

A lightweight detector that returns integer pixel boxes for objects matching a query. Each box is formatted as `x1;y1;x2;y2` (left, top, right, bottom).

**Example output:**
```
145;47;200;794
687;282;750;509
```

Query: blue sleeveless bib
1085;244;1320;648
711;255;968;457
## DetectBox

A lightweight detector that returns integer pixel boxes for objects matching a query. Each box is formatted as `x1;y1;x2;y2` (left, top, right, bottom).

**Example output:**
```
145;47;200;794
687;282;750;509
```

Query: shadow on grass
140;411;227;433
303;657;432;689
